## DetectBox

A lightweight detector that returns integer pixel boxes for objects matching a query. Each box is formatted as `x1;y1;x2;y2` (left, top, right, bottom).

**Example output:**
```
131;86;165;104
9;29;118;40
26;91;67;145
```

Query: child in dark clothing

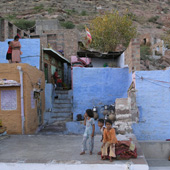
57;75;62;87
6;41;12;63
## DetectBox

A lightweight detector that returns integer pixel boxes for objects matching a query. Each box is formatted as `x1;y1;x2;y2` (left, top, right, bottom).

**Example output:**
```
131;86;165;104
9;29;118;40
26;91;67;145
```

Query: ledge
0;83;21;87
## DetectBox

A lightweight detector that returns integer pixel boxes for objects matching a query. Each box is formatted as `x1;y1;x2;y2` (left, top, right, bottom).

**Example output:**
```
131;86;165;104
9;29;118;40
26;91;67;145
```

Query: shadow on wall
72;67;132;121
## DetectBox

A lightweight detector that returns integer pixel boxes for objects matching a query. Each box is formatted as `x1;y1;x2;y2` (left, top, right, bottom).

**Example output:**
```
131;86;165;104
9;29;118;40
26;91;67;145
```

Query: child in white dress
80;109;95;155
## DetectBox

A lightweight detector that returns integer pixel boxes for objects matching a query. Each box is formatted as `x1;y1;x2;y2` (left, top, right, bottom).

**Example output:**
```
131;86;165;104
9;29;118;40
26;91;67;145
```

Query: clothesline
135;74;170;89
135;74;170;84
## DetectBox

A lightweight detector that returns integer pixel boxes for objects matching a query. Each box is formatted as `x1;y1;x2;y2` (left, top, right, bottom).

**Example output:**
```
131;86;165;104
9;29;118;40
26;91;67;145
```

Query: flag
85;27;92;45
17;33;21;38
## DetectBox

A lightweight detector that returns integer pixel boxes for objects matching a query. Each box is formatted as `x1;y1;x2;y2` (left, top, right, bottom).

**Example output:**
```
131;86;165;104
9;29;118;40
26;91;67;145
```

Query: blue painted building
132;69;170;140
0;39;40;69
73;67;132;121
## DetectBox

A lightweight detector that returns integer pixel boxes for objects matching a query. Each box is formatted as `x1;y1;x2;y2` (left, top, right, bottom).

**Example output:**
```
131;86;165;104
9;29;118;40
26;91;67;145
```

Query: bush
77;24;85;31
5;14;17;21
81;10;87;16
60;21;75;29
162;30;170;49
47;8;55;14
140;45;151;60
14;19;35;30
163;7;169;14
127;12;136;20
34;4;44;12
156;25;162;29
65;9;78;15
148;16;159;23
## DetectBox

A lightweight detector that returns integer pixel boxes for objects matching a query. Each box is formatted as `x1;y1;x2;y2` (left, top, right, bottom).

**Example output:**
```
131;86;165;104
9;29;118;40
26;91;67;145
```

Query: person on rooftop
6;41;12;63
11;35;22;63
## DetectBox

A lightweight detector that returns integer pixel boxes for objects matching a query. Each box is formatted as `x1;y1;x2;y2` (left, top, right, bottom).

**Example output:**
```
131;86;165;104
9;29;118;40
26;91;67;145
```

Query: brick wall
124;38;140;72
0;18;28;41
39;29;78;61
0;63;45;134
139;33;153;46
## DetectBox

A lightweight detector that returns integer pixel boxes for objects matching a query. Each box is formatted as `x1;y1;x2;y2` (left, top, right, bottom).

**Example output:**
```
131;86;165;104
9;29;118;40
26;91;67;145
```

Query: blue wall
45;83;54;110
73;67;132;120
132;69;170;140
66;121;101;134
0;39;40;69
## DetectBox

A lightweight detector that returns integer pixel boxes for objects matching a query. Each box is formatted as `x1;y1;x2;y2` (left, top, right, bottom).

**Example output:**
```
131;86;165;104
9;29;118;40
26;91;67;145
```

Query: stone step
57;94;69;99
55;90;69;94
39;120;67;134
54;99;71;104
40;125;66;132
53;103;72;108
39;122;66;134
53;107;71;112
44;111;72;125
51;117;72;121
52;112;72;118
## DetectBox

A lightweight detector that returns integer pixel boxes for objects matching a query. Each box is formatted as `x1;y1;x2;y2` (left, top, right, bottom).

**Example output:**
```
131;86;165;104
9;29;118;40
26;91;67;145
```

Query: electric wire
135;74;170;89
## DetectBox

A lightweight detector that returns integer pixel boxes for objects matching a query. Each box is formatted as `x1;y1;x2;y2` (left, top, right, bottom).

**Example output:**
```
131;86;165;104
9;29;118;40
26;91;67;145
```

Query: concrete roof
77;50;123;59
43;48;70;64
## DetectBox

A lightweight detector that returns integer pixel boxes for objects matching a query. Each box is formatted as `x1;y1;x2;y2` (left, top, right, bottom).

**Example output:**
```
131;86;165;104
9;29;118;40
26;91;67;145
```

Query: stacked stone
114;98;133;134
128;89;139;123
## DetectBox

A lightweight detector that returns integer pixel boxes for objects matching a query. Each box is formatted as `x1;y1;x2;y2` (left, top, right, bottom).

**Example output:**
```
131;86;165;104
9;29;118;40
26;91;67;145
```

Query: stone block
116;109;130;115
114;121;132;127
117;124;133;134
116;114;132;121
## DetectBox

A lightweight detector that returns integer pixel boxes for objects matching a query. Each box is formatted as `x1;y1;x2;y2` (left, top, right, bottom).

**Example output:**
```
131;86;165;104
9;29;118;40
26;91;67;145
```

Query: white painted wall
117;52;128;68
0;163;149;170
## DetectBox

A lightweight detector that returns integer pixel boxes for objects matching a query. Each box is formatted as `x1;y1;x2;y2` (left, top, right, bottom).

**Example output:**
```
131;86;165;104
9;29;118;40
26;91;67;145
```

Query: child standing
101;119;118;162
57;75;62;88
97;119;105;155
80;109;95;155
6;41;12;63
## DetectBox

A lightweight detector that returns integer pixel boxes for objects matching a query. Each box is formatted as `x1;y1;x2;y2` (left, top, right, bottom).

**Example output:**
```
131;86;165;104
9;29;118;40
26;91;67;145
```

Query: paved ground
150;167;170;170
0;134;146;166
1;134;170;169
147;159;170;167
147;159;170;170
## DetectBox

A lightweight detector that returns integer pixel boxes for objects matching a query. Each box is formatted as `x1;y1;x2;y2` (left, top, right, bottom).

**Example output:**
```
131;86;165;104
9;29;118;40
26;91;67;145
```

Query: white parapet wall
0;163;149;170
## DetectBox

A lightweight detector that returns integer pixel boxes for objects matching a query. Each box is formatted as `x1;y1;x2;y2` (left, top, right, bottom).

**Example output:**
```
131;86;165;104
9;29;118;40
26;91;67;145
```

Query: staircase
52;90;72;122
39;90;72;134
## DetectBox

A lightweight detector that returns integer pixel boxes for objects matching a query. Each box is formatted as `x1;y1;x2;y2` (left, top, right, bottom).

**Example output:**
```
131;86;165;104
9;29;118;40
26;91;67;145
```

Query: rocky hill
0;0;170;37
1;0;170;71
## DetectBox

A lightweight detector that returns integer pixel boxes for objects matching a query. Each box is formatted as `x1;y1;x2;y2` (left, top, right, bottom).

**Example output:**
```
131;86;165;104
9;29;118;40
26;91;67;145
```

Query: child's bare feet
90;151;92;155
109;157;113;162
97;151;101;155
102;156;106;160
80;151;85;155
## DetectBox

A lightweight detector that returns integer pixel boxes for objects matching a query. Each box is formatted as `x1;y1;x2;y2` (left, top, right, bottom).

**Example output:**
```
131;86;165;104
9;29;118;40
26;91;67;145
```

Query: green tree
14;20;35;30
140;45;151;60
90;11;137;52
162;30;170;49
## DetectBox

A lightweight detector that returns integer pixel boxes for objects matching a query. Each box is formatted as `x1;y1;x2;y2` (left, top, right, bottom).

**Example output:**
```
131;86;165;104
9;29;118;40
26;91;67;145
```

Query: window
1;90;17;110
